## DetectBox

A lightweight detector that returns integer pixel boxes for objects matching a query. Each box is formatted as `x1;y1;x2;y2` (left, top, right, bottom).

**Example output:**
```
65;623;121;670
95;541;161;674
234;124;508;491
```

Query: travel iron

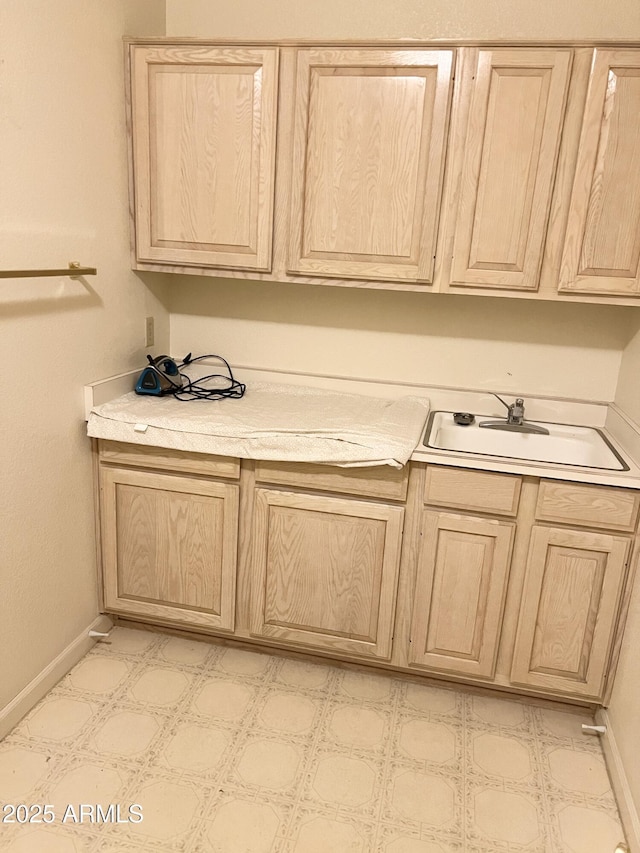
135;355;183;396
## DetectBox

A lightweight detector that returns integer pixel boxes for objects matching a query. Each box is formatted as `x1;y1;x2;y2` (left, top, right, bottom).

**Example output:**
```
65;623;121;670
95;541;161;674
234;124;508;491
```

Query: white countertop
87;379;430;469
411;426;640;489
85;364;640;489
409;389;640;488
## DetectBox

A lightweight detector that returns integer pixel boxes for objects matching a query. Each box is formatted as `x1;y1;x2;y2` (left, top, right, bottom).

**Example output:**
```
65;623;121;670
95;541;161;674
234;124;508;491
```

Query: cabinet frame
249;486;404;658
444;48;572;292
130;44;279;271
287;47;455;283
559;49;640;296
511;525;631;697
100;465;239;631
409;510;515;678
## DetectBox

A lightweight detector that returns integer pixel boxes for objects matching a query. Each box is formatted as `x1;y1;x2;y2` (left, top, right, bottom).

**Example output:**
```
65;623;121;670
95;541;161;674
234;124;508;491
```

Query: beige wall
0;0;168;711
615;325;640;425
611;320;640;829
170;279;635;401
166;0;640;41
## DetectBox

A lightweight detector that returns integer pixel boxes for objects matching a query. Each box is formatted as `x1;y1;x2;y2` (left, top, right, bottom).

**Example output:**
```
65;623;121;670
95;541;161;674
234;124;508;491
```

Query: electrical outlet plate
145;316;154;348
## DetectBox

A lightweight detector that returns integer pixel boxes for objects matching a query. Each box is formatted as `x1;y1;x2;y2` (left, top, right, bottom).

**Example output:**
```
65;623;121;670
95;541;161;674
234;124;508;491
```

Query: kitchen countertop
85;364;640;489
411;424;640;489
87;379;430;469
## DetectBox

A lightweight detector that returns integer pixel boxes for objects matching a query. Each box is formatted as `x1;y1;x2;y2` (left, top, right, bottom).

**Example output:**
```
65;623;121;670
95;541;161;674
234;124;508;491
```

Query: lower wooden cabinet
249;487;404;659
100;465;239;631
409;511;514;678
95;441;638;706
511;525;631;698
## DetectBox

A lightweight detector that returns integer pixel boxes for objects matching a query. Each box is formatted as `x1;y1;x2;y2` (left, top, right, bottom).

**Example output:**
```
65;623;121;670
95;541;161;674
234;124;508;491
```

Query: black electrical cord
148;353;246;401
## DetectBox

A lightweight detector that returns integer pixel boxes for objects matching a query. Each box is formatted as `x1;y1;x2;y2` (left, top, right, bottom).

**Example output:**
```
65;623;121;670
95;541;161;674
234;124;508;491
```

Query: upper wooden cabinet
444;48;572;292
130;45;278;271
286;48;455;283
559;49;640;296
125;40;640;303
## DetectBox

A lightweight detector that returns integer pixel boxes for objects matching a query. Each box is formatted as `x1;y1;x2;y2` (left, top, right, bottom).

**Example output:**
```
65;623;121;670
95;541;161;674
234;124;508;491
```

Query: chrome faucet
479;394;549;435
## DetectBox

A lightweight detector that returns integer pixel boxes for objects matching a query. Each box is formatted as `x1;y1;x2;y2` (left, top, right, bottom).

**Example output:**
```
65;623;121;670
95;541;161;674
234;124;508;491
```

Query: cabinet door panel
409;512;514;678
560;50;640;295
131;46;278;270
101;467;238;630
288;48;454;282
511;526;630;697
449;49;571;290
250;488;404;658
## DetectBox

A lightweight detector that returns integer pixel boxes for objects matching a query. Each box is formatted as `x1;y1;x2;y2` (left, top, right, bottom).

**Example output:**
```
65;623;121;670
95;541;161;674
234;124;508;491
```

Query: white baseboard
596;708;640;853
0;614;113;740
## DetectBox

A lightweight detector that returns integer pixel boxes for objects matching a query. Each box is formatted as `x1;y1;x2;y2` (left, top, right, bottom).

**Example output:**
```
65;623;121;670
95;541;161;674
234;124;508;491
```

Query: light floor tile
126;777;202;843
535;707;595;740
402;683;459;717
23;697;94;742
215;647;271;677
5;828;97;852
311;753;378;808
338;670;394;703
472;787;543;846
233;738;302;791
0;626;628;853
257;691;319;735
127;667;190;706
467;694;529;729
157;636;211;666
160;722;231;776
191;676;256;720
66;657;130;695
384;835;459;853
91;710;160;757
398;718;458;764
389;768;458;828
277;658;331;690
46;761;129;817
547;746;612;796
327;704;387;750
557;804;626;852
471;731;534;781
203;798;282;852
102;628;156;656
0;745;54;800
291;814;366;852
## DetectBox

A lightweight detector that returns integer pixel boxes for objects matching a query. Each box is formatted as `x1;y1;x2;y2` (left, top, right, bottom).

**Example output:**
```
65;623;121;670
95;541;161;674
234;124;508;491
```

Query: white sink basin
424;412;628;471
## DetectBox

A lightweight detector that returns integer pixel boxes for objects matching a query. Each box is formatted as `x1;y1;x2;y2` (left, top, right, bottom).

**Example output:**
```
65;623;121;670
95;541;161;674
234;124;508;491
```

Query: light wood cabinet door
250;488;404;658
287;48;454;283
559;50;640;296
446;48;571;291
101;467;239;631
130;45;278;271
511;526;630;698
409;512;514;678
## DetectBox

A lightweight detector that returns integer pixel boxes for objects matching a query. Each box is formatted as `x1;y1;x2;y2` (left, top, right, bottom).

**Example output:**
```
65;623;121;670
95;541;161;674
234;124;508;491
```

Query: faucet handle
493;393;525;410
512;398;525;417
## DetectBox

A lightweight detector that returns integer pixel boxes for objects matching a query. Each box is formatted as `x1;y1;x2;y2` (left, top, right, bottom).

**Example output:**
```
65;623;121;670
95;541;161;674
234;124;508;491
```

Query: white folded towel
87;381;430;469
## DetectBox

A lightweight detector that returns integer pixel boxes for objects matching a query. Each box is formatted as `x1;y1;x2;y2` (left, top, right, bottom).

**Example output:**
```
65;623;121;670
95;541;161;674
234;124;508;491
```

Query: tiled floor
0;627;627;852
